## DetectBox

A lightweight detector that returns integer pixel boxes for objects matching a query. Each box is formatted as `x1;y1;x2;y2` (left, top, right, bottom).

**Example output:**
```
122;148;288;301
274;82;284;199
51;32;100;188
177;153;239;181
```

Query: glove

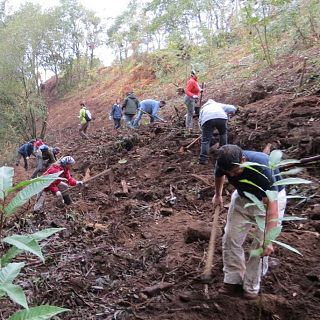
56;191;64;203
192;95;198;99
76;181;84;186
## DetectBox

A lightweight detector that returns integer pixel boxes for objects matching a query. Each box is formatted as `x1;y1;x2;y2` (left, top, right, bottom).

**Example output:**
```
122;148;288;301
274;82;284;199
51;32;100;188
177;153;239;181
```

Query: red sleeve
48;183;59;194
64;169;77;186
185;79;200;97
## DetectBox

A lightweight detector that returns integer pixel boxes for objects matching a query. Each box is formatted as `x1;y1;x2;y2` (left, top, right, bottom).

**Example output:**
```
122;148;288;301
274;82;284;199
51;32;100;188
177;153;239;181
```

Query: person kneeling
33;156;83;213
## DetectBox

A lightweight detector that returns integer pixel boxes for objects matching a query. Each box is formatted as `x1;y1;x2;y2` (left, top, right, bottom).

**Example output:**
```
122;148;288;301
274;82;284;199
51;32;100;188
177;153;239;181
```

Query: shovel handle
203;205;221;278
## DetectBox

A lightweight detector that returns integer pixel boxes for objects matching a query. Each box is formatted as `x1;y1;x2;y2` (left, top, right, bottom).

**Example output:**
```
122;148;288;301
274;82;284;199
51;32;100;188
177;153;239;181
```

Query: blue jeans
133;110;143;128
184;95;196;129
199;118;227;162
124;114;135;128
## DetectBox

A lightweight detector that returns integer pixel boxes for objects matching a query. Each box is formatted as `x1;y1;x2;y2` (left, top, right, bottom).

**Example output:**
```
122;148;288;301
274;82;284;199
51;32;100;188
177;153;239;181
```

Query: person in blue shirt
15;139;36;170
110;99;122;129
133;99;166;128
212;145;286;300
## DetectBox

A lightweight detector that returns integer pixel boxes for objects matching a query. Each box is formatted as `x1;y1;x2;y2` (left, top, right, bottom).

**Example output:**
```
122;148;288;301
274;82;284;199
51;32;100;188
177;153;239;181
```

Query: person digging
30;145;60;179
212;145;286;300
198;99;238;165
33;156;83;213
15;139;37;170
132;99;166;128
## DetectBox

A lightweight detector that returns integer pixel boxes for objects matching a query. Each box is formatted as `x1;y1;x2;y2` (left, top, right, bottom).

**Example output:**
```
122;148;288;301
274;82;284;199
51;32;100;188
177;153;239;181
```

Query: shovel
198;204;221;283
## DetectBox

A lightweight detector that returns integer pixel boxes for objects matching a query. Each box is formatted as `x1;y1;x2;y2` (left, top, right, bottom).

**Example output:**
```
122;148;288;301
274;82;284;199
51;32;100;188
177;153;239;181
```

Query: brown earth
1;47;320;320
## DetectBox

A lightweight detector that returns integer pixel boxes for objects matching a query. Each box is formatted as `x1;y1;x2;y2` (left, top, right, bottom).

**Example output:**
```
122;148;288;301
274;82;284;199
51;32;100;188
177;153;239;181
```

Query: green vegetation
0;166;69;319
0;0;319;160
239;150;312;257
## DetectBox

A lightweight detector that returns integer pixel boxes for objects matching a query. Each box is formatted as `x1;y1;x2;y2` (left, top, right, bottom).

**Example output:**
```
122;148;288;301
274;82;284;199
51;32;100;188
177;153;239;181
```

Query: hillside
2;46;320;320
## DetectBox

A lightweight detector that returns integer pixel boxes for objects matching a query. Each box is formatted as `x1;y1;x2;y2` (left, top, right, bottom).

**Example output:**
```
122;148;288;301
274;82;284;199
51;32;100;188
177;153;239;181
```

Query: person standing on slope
184;70;202;131
122;91;139;128
198;99;237;165
33;156;83;213
79;101;92;138
15;139;36;170
110;99;122;129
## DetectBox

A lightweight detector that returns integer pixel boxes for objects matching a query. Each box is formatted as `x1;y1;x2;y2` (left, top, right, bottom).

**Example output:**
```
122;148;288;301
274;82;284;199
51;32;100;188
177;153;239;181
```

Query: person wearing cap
15;140;36;170
122;91;140;128
33;156;83;213
30;145;61;179
184;70;201;131
212;144;286;300
133;99;166;128
79;101;91;138
198;99;238;165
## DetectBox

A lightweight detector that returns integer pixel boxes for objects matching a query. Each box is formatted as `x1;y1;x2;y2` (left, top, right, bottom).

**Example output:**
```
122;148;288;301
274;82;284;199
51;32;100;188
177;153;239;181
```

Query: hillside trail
2;50;320;320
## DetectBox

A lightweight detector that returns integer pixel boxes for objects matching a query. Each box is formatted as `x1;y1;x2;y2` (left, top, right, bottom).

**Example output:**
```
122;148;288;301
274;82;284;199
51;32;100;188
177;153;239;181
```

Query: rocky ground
1;47;320;320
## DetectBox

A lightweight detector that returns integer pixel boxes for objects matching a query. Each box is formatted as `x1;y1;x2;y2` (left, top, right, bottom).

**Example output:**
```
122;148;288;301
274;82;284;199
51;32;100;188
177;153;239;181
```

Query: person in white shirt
198;99;238;165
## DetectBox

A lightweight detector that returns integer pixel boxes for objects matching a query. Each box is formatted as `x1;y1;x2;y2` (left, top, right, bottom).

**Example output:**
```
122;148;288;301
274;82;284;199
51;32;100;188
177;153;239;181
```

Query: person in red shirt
33;156;83;213
184;70;201;130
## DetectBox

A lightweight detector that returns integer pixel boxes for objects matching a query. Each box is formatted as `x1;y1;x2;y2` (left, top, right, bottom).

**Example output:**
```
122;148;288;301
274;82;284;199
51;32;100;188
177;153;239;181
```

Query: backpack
85;110;92;122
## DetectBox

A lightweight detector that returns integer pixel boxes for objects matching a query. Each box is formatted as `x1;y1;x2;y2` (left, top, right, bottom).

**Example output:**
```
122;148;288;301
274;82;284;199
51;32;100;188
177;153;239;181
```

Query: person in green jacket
79;101;91;138
122;92;139;128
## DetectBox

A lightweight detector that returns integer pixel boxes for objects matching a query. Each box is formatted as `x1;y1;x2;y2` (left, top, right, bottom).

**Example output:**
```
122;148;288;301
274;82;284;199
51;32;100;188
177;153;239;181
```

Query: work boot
218;283;243;297
243;291;259;301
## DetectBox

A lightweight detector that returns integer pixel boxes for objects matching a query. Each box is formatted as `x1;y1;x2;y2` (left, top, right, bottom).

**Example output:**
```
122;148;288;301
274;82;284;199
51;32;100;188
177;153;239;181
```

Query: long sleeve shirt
110;104;122;119
185;76;200;98
18;143;35;157
199;99;237;127
44;164;77;194
139;99;164;121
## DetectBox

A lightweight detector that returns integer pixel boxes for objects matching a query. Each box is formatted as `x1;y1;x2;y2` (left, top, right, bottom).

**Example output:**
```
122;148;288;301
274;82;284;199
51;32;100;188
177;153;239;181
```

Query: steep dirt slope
2;48;320;319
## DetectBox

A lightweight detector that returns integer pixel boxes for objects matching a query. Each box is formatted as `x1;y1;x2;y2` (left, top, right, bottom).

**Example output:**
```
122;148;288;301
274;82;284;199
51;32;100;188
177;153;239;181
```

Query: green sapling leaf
269;150;283;168
271;240;302;256
0;167;14;200
0;283;28;308
272;177;312;187
8;305;70;320
3;236;44;262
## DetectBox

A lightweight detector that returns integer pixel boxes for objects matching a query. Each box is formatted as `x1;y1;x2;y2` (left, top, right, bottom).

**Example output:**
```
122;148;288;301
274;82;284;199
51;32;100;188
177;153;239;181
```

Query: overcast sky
7;0;133;68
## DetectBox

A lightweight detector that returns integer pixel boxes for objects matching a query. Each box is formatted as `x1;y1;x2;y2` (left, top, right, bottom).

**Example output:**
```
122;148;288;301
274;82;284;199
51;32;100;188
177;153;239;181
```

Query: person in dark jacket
122;91;139;128
30;145;60;179
110;99;122;129
15;139;36;170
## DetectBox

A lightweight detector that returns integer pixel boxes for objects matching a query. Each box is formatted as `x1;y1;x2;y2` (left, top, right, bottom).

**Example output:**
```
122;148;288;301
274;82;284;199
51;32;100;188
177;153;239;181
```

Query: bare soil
1;48;320;320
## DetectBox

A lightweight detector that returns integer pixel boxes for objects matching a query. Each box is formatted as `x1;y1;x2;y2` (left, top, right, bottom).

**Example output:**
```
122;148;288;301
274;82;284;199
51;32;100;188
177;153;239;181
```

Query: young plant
239;150;312;257
0;166;70;319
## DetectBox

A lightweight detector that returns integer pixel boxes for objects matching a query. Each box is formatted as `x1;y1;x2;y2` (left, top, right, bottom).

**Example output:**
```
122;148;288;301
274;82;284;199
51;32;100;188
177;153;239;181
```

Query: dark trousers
113;118;121;129
16;152;28;170
199;118;227;162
